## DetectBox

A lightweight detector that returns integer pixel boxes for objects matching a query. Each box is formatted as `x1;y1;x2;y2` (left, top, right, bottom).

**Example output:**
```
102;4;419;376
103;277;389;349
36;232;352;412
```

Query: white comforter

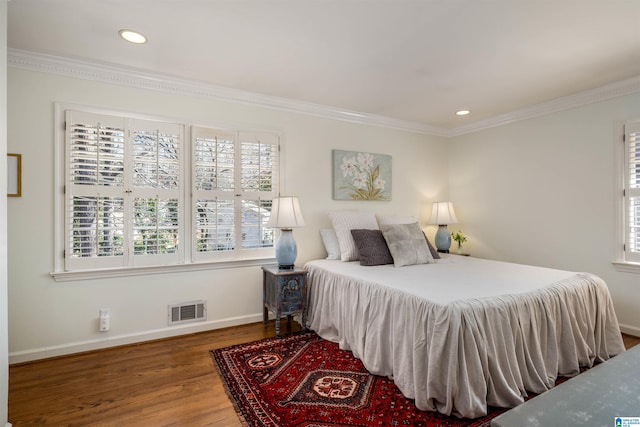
305;255;625;418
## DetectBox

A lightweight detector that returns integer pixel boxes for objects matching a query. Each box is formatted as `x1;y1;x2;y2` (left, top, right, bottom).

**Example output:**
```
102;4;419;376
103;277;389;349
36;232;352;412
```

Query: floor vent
168;300;207;326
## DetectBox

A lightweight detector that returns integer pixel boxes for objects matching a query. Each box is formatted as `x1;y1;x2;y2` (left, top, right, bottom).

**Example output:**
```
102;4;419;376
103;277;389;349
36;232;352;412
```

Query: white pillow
376;214;416;226
328;211;379;261
319;229;341;260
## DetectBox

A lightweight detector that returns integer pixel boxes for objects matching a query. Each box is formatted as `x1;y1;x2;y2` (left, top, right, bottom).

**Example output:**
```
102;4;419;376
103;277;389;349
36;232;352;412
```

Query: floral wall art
333;150;391;201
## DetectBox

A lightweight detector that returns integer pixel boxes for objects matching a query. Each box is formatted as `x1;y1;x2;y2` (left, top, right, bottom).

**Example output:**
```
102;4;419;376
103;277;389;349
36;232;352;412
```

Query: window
60;109;278;274
191;126;277;263
623;120;640;264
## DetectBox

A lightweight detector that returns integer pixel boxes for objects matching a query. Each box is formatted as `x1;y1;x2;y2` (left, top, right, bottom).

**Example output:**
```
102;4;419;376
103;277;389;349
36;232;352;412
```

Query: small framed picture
7;153;22;197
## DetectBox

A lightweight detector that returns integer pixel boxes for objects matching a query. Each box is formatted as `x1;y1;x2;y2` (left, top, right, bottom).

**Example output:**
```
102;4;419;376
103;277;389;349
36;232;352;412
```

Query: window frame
613;118;640;273
52;103;280;281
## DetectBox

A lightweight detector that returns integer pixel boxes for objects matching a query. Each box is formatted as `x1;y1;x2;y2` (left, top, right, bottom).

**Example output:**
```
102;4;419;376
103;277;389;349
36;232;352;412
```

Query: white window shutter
65;110;127;270
128;119;184;267
239;132;277;254
625;121;640;263
62;108;277;273
64;111;185;271
191;127;278;262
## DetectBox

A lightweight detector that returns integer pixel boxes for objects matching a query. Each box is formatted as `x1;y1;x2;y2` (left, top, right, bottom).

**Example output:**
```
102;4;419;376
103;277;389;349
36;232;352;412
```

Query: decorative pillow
319;229;341;260
350;229;393;266
380;222;435;267
375;215;440;260
329;211;379;261
423;233;441;260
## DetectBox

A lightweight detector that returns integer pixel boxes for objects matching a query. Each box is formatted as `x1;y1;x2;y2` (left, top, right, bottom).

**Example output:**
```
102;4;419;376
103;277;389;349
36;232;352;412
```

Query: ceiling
7;0;640;131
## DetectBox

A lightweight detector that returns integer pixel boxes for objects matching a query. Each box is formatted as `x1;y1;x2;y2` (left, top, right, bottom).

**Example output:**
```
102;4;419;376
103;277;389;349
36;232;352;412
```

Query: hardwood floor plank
8;322;638;426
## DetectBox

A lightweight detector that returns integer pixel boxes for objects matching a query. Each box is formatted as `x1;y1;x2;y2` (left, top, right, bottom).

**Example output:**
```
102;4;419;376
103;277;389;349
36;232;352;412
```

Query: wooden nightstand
262;265;308;337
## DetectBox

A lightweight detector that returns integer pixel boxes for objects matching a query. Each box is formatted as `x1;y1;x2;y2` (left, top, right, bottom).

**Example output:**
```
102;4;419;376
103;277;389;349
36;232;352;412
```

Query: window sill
50;258;277;282
612;261;640;274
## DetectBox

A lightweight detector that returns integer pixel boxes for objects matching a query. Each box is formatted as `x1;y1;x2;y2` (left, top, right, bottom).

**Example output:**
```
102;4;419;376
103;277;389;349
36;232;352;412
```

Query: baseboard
619;323;640;338
12;318;638;365
9;313;263;364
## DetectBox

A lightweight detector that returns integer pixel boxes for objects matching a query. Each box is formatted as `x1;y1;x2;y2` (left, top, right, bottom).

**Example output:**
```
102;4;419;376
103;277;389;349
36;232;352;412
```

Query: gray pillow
350;229;393;266
380;223;435;267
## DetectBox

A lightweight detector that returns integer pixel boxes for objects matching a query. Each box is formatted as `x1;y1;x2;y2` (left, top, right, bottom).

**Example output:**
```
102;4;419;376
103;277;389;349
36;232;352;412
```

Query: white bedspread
305;255;625;418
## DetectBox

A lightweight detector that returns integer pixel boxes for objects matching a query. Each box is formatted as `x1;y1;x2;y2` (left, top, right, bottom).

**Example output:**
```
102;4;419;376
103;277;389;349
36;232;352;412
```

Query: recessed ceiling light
118;29;147;44
456;110;470;116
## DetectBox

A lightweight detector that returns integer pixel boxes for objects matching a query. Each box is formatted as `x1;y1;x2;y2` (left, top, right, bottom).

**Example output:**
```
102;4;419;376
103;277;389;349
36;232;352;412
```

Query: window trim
53;103;281;279
613;119;640;273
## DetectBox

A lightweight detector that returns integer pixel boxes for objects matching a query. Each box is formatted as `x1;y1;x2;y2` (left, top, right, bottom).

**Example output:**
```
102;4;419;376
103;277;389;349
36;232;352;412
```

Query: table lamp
266;196;305;269
428;201;458;252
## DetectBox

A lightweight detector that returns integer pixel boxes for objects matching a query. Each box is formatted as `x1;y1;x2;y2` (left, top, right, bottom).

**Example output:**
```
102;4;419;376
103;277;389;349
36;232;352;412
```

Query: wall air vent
168;300;207;326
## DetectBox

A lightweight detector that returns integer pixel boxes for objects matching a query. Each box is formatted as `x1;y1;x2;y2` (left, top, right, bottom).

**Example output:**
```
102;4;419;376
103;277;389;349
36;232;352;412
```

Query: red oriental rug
211;330;555;427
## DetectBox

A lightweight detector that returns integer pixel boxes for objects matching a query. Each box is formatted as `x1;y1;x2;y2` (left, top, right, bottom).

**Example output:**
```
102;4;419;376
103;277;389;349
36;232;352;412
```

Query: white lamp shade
267;197;305;229
429;201;458;225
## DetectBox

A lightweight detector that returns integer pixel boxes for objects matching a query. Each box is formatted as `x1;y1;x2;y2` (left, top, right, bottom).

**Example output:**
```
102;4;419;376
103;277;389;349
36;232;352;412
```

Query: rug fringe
210;349;250;427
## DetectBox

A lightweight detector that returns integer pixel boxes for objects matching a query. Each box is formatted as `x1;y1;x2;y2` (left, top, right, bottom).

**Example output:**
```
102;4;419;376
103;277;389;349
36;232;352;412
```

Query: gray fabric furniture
491;344;640;427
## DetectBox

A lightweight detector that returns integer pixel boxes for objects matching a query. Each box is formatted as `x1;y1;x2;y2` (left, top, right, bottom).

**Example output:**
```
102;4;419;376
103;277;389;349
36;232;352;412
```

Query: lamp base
275;229;297;270
434;225;452;252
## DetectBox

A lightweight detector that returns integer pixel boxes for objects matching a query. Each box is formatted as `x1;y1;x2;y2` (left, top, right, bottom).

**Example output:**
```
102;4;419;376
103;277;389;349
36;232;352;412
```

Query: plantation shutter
191;126;277;262
625;121;640;263
65;111;184;271
129;118;184;266
239;132;277;255
66;111;126;270
192;127;237;261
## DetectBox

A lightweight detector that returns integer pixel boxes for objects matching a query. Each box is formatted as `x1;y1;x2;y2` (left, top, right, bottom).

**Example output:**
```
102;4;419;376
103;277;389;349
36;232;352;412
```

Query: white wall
8;57;639;366
448;93;640;335
6;68;447;362
1;2;11;425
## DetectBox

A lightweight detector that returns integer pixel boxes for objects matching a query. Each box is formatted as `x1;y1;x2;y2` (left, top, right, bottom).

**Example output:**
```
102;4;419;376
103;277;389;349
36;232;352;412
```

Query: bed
304;254;625;419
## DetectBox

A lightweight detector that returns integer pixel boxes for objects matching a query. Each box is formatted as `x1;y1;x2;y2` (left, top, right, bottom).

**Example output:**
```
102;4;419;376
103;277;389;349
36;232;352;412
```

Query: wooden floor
8;323;639;427
9;320;302;427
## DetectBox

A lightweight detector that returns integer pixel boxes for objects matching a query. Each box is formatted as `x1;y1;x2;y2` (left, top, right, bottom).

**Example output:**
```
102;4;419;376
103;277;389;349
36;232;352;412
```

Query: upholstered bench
491;344;640;426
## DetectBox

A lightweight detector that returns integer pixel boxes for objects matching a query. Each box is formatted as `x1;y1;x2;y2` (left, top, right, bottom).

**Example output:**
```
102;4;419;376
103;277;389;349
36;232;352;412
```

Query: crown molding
449;76;640;137
7;48;448;137
8;49;640;139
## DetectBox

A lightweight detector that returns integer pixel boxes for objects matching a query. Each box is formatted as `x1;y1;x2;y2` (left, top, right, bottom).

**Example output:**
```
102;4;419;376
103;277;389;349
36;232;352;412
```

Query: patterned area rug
211;331;524;427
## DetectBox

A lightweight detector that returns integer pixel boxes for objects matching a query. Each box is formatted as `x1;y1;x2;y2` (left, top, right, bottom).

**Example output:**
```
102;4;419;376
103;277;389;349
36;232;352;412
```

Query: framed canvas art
333;150;391;201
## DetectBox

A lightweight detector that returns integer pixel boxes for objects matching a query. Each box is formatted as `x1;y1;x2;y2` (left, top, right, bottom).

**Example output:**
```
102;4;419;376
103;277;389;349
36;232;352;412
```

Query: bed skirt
305;258;625;418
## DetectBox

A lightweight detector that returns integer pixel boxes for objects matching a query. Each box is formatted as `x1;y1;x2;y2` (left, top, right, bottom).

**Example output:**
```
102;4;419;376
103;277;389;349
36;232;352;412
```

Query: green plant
451;230;467;250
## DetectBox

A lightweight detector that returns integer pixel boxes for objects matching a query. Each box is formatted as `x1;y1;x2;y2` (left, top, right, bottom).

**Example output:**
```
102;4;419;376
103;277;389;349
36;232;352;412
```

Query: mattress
304;255;625;418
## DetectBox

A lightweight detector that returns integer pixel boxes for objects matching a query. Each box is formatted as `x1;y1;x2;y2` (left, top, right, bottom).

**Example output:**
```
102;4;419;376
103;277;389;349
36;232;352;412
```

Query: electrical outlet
99;308;110;332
